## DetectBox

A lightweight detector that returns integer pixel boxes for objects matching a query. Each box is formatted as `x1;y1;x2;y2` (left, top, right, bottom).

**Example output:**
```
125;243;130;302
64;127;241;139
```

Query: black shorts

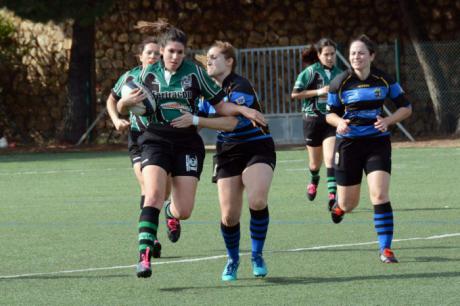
303;115;336;147
334;136;392;186
128;130;143;165
138;127;205;178
212;138;276;183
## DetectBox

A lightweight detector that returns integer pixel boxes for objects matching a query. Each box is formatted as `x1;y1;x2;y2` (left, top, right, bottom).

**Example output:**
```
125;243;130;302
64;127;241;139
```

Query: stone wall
1;0;460;144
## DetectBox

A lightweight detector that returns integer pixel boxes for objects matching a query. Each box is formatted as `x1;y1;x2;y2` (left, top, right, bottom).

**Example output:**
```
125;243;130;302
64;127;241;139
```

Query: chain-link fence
193;40;460;142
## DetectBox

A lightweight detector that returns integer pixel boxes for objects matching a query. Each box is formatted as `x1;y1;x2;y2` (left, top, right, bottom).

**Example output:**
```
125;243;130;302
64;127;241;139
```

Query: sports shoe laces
167;218;179;231
328;193;336;200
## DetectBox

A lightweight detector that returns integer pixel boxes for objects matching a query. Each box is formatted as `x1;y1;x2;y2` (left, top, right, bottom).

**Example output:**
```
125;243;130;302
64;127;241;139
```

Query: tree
399;0;456;134
2;0;116;143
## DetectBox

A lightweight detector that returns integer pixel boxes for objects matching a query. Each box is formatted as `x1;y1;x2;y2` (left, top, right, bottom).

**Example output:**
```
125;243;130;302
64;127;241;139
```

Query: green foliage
0;15;17;64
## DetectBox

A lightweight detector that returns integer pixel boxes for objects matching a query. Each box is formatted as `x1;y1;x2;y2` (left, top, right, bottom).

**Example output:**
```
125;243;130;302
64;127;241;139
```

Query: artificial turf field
0;146;459;305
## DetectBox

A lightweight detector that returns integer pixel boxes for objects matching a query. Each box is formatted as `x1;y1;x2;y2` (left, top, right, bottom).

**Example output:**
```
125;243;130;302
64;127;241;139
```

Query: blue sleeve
389;82;411;108
198;98;216;117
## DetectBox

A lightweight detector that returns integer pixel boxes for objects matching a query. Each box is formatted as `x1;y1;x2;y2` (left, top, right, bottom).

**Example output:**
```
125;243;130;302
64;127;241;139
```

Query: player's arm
171;111;238;131
291;68;328;99
374;78;412;132
325;78;349;134
197;65;267;127
106;93;129;131
291;86;329;99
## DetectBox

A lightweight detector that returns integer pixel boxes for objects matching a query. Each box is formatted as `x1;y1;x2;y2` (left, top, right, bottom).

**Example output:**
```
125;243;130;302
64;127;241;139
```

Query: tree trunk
399;0;456;134
60;19;96;143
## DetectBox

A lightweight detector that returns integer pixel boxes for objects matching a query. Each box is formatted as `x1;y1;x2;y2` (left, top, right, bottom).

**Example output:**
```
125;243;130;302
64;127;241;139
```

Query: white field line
0;167;131;176
0;159;305;176
1;232;459;279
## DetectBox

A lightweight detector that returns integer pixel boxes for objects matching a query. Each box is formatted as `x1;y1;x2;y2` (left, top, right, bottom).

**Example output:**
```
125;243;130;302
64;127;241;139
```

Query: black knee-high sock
221;223;240;262
250;206;269;257
138;206;160;259
374;202;394;252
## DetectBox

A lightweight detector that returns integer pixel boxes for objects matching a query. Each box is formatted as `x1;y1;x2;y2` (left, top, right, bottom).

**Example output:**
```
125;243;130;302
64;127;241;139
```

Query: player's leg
322;135;336;211
137;164;168;277
165;144;205;243
306;145;323;201
242;162;274;277
365;137;396;263
218;176;244;281
133;162;145;208
331;138;363;223
303;117;322;201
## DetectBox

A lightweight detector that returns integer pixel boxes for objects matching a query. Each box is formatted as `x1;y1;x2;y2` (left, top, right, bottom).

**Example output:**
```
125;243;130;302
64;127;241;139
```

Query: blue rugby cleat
252;254;268;277
221;259;239;281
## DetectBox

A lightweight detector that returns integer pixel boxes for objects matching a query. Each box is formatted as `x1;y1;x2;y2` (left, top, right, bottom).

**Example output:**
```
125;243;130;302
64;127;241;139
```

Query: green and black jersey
111;66;150;132
138;59;225;131
293;62;342;117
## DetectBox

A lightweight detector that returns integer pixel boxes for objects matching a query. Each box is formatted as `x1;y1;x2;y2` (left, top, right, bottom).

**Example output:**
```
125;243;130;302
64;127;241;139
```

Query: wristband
192;115;200;126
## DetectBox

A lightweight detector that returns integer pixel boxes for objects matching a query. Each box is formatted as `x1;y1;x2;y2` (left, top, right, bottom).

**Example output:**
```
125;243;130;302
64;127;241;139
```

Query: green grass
0;147;459;305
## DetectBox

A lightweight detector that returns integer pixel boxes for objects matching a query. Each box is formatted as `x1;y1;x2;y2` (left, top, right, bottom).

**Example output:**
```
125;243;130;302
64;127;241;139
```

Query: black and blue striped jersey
327;67;411;138
198;72;272;143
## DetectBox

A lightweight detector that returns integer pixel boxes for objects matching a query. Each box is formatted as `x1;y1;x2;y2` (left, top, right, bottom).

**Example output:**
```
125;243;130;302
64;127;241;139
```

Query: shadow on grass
158;271;460;292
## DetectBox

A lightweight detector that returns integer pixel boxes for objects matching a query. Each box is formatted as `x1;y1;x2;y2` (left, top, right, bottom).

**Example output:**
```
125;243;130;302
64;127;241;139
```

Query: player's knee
173;205;193;220
339;199;359;212
370;194;389;205
248;196;267;211
221;214;239;227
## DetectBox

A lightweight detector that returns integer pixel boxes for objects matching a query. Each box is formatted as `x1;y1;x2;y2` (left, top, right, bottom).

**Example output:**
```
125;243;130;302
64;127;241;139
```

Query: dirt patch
392;137;460;148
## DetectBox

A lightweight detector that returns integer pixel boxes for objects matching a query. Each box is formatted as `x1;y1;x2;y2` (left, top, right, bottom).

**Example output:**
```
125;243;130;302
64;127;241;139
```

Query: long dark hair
301;38;337;67
135;19;187;48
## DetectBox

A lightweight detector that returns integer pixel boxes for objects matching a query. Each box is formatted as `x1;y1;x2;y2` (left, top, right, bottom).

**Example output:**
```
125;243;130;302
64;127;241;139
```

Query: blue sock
220;223;240;262
374;202;394;252
250;206;269;258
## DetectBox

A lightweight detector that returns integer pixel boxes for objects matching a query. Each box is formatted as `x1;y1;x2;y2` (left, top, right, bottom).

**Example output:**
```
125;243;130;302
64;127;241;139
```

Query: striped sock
326;167;337;196
374;202;394;252
250;206;269;258
221;223;240;262
138;206;160;259
310;169;320;185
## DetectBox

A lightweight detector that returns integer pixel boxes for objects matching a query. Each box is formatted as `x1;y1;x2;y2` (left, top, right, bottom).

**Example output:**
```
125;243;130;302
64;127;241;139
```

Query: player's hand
119;88;147;107
374;115;389;132
114;118;130;131
336;119;350;135
317;85;329;96
240;107;267;127
171;110;194;128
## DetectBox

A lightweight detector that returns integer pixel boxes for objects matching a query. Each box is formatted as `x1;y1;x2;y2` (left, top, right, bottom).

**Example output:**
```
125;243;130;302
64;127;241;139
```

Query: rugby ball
121;80;155;116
